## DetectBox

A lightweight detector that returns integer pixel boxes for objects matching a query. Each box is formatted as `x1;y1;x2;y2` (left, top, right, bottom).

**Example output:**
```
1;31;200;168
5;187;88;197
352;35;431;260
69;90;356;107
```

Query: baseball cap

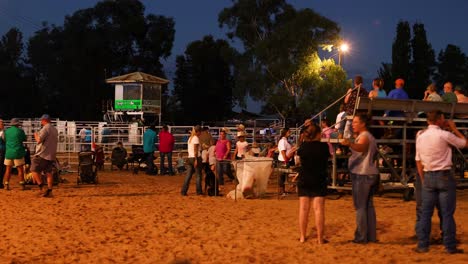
40;114;51;120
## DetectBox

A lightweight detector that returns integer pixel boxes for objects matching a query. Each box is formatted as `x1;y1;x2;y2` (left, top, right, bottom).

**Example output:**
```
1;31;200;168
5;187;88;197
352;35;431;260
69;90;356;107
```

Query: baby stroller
77;152;98;184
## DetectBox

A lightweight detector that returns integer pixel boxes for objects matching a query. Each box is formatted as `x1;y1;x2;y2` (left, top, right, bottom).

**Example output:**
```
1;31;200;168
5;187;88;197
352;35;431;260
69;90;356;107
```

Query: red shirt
158;131;175;153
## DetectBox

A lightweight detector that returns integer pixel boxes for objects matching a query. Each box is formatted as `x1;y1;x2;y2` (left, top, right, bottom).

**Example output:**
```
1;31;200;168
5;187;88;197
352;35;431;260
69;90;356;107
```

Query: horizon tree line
1;0;467;124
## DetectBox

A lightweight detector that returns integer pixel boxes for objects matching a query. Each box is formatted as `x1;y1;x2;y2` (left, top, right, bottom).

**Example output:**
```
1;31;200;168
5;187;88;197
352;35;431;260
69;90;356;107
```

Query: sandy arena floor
0;168;467;264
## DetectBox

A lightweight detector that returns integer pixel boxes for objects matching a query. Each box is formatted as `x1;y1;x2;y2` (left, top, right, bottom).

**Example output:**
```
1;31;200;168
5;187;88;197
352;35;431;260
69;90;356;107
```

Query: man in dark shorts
31;114;58;197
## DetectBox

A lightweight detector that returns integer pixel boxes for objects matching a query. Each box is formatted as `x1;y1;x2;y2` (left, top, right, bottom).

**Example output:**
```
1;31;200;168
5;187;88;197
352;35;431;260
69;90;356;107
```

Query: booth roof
105;71;169;85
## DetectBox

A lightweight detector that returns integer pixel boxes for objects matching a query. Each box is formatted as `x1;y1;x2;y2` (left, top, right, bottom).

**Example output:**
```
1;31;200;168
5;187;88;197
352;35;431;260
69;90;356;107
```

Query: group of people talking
294;110;467;254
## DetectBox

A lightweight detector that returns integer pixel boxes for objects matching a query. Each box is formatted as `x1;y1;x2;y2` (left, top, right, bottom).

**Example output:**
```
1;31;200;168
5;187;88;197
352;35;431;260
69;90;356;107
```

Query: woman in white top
423;83;443;102
181;125;203;196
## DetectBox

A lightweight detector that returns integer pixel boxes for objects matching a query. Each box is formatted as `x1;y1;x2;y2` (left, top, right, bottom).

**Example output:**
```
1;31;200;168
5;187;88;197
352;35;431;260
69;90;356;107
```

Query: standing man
341;114;380;244
143;125;158;175
31;114;58;197
442;82;458;103
0;119;5;189
158;125;175;175
3;118;27;190
414;110;467;254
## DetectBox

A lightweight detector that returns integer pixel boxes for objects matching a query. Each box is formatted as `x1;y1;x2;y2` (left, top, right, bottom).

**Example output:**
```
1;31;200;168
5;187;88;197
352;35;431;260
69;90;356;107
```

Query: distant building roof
106;71;169;85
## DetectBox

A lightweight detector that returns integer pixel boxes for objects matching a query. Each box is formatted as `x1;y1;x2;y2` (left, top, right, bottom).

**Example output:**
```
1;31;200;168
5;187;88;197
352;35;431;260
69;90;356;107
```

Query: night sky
1;0;468;111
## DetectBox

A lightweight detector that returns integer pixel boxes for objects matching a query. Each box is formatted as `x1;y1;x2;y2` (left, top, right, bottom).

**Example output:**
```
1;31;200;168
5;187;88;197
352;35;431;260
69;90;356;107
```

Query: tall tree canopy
381;21;437;98
172;36;237;124
391;21;411;85
377;62;393;93
434;44;468;89
409;23;435;99
0;28;35;116
218;0;344;122
25;0;175;120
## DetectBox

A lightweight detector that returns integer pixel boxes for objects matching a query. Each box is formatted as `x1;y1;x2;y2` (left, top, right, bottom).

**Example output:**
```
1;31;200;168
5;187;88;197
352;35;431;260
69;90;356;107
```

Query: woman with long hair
369;78;387;99
181;125;203;196
297;121;330;244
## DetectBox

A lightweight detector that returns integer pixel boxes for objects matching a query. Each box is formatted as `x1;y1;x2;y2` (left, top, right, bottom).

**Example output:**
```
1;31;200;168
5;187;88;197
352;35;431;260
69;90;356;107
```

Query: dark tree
378;62;393;93
170;55;191;123
0;28;35;117
218;0;341;119
391;21;411;86
409;23;435;99
173;36;236;124
26;0;175;120
434;44;468;88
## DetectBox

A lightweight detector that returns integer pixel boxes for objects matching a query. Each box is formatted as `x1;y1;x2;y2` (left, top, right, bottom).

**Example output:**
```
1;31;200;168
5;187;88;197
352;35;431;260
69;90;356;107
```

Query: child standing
232;131;249;160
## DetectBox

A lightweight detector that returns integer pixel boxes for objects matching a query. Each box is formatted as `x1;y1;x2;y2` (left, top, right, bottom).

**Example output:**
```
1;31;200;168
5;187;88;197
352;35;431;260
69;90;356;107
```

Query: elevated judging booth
105;72;169;124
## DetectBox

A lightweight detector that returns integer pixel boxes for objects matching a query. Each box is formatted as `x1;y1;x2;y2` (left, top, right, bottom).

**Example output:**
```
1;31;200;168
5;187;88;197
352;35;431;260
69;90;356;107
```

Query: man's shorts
31;156;54;173
4;158;25;167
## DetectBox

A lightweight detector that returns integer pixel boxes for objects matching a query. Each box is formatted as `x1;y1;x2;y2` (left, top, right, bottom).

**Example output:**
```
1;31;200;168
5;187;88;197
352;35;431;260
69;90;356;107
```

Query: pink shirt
215;139;230;160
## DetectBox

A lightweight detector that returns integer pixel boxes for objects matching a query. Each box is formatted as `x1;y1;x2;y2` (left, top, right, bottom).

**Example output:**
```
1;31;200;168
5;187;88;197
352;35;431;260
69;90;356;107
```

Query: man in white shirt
414;110;467;254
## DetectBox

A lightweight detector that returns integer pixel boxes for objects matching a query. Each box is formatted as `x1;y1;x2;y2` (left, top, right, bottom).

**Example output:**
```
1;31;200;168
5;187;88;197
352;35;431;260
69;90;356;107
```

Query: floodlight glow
339;43;349;53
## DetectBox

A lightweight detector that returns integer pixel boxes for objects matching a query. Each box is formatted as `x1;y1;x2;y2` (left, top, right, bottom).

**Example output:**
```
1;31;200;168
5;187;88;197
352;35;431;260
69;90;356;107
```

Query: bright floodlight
339;43;349;53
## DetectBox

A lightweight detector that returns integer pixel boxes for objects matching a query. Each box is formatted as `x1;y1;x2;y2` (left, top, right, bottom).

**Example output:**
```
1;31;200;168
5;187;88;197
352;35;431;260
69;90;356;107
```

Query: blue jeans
415;175;442;236
160;152;173;174
181;157;202;195
416;170;457;251
216;160;234;185
351;173;379;242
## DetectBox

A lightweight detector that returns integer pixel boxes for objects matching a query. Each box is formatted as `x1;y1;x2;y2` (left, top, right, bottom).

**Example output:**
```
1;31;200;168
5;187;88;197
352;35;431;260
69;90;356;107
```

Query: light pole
338;43;349;66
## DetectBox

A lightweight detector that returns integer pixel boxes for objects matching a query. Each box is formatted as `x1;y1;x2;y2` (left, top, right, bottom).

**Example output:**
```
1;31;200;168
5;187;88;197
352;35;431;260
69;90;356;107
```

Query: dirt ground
0;167;467;264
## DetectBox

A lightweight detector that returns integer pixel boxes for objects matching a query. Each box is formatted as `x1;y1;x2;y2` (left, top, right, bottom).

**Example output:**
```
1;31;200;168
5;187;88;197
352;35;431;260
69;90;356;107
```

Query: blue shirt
85;129;92;143
386;88;409;116
377;90;387;98
143;129;157;153
387;88;409;100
